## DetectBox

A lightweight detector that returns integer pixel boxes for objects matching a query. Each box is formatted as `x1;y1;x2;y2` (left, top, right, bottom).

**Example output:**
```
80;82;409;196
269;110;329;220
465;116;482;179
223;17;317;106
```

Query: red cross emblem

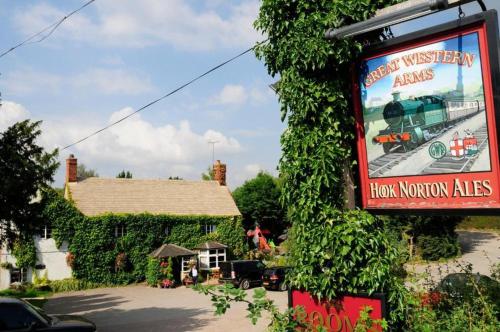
449;138;464;157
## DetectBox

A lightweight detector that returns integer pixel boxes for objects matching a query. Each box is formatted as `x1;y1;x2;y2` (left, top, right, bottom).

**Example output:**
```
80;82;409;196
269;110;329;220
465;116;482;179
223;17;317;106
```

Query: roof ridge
80;177;220;184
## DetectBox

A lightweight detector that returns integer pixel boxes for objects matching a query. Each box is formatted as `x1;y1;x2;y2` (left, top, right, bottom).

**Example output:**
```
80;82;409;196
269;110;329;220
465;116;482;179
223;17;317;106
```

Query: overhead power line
61;39;268;151
0;0;96;59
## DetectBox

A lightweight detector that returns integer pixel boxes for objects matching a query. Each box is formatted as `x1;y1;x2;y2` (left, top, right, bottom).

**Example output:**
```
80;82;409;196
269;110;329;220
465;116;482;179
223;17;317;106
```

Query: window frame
38;224;52;239
204;224;217;234
114;224;127;238
10;268;28;284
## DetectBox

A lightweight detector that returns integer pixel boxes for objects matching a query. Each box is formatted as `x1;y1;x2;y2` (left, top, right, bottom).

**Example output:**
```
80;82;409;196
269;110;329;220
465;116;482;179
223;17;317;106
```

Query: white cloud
40;106;241;182
211;84;247;105
209;83;272;107
13;0;261;51
0;101;30;131
1;67;154;96
244;163;262;175
73;68;155;95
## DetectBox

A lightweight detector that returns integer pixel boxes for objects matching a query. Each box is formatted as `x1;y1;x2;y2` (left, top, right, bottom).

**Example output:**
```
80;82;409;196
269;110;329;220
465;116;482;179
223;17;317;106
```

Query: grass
0;288;51;307
458;216;500;233
0;288;52;298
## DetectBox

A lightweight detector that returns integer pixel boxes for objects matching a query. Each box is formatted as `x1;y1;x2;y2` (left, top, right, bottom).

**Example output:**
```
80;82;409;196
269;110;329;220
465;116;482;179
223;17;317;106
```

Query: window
182;257;194;273
199;248;226;270
209;256;217;268
38;225;52;239
10;268;28;283
204;224;216;234
115;225;126;238
0;304;41;330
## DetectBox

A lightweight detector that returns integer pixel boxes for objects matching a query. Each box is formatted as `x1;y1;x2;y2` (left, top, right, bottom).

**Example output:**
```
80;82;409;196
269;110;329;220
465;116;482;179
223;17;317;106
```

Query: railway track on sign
421;124;489;174
367;109;486;178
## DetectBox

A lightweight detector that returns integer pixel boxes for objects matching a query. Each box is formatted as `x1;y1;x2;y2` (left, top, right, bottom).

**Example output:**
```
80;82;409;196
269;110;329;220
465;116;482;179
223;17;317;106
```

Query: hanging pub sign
352;10;500;213
288;289;386;331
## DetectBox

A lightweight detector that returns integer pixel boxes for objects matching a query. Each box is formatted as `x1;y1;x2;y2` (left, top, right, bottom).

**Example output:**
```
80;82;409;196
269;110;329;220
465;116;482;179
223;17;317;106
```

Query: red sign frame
288;289;386;331
352;10;500;213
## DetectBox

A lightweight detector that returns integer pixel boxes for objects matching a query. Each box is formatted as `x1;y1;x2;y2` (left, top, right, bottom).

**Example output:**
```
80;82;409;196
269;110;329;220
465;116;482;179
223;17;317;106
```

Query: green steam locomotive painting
374;92;484;153
359;31;491;178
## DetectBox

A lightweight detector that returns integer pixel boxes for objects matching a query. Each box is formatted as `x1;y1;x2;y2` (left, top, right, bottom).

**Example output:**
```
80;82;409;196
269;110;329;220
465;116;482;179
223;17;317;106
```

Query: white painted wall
34;237;72;281
0;238;72;290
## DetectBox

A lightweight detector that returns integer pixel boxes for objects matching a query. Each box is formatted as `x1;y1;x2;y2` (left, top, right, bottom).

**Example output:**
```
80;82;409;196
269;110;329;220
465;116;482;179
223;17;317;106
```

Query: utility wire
0;0;96;59
61;39;268;151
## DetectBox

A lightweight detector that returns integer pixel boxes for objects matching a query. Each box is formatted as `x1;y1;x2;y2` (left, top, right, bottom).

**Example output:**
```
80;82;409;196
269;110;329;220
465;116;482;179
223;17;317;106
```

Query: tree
0;120;59;245
168;176;183;180
232;172;286;238
254;0;406;327
201;166;214;180
116;170;133;178
77;164;98;180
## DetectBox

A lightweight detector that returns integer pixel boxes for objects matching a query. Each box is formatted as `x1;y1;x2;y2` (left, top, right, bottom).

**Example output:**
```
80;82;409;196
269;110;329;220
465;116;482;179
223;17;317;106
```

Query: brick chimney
213;160;226;186
66;154;78;183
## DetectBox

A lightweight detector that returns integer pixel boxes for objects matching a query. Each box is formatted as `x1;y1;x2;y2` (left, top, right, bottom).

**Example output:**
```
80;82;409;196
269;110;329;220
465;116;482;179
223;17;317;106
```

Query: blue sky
361;32;483;109
0;0;498;188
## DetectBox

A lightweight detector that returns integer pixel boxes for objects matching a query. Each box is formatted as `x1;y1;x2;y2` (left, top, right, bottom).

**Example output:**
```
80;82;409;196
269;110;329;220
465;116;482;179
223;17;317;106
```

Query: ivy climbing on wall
254;0;407;326
39;189;246;285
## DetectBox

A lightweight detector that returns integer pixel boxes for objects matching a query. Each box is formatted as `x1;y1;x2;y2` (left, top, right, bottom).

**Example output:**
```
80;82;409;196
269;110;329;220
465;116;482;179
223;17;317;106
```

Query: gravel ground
44;285;288;332
44;231;498;331
408;230;500;287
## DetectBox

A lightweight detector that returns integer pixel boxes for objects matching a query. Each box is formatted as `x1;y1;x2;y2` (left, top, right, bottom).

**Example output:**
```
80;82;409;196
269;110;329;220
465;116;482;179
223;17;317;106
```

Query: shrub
146;257;161;286
33;271;50;291
49;278;112;293
0;262;13;269
418;235;460;261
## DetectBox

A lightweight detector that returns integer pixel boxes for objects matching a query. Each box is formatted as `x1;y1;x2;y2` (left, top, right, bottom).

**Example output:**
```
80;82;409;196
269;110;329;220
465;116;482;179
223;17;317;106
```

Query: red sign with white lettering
352;12;500;213
289;289;386;332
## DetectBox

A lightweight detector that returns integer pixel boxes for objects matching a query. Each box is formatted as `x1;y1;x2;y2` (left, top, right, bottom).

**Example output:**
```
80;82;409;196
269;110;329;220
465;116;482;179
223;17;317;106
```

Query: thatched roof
66;178;241;217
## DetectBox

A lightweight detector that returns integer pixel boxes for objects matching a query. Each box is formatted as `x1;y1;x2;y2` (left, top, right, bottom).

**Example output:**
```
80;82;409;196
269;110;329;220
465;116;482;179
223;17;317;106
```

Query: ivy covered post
254;0;406;326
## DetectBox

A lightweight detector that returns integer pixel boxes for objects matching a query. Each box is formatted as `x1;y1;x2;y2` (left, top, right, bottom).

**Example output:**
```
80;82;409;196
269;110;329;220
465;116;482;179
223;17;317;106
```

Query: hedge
40;189;246;284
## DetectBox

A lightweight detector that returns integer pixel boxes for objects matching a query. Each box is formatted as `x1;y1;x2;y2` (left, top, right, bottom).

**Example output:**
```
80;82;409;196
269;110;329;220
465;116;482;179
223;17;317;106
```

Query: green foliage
201;166;214;180
232;171;286;236
116;170;133;178
163;257;174;281
402;262;500;331
40;189;84;248
146;257;162;286
12;234;37;269
417;235;460;261
77;163;98;180
254;0;405;328
385;215;461;261
0;287;51;299
33;271;50;290
0;262;13;269
49;278;113;293
40;192;245;284
459;216;500;231
0;120;59;246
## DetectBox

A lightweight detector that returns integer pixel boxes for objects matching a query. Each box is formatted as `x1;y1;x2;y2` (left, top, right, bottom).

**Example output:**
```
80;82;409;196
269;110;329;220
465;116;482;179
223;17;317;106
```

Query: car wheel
279;282;287;292
240;279;250;290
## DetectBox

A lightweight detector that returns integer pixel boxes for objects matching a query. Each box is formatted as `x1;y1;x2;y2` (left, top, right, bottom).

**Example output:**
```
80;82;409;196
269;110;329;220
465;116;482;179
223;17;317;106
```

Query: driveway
44;285;288;332
409;230;500;287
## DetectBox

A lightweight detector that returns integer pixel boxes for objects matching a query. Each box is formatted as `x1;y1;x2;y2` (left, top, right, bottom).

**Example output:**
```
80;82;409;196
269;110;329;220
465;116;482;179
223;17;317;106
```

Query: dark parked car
219;260;265;289
0;297;96;331
262;267;289;291
434;273;500;311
